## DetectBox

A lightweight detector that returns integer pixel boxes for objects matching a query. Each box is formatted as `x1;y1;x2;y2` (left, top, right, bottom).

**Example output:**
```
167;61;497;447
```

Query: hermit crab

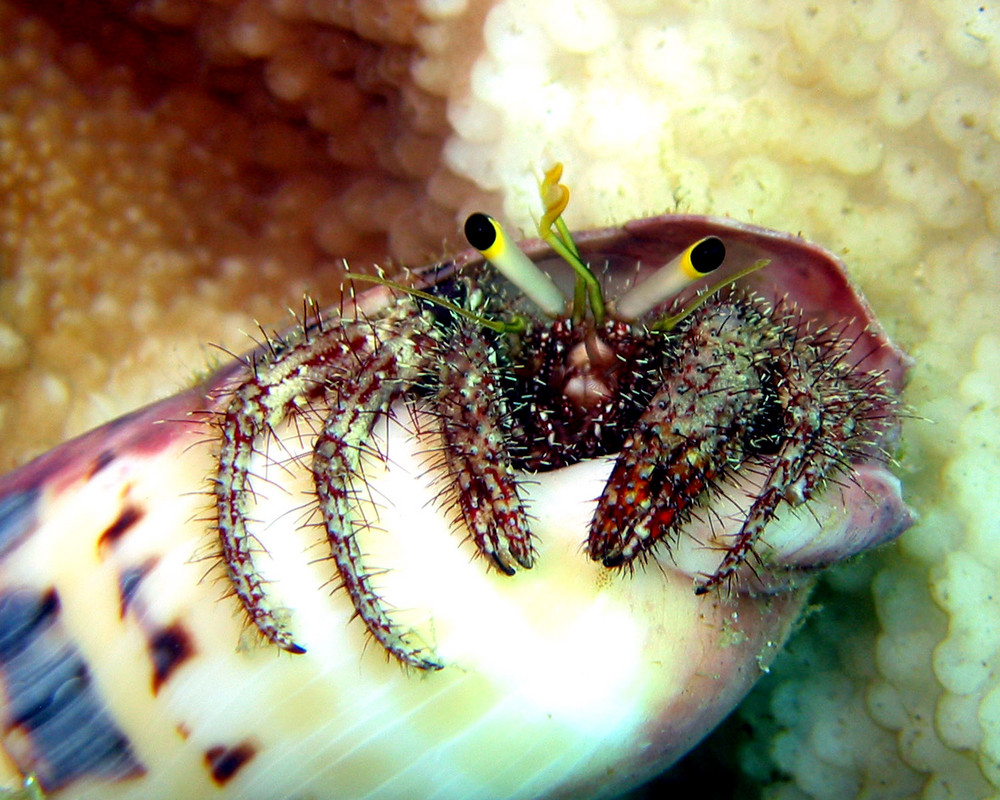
0;167;912;799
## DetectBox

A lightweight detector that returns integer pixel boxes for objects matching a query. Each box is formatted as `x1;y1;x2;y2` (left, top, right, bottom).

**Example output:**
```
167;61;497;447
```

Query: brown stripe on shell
98;504;144;551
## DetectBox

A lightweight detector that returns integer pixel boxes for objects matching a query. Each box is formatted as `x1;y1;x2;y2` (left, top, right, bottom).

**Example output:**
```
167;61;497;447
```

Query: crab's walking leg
694;361;889;594
694;393;815;596
313;311;445;670
694;483;784;595
436;321;534;575
215;324;370;654
694;404;827;595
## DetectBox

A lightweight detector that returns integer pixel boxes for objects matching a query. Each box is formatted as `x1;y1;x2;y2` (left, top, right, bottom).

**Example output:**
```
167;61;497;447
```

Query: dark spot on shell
88;450;117;478
149;623;194;694
204;741;256;785
118;560;156;618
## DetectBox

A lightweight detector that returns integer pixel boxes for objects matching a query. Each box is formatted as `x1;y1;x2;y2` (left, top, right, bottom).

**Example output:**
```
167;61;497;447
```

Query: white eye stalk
464;212;566;317
615;235;727;321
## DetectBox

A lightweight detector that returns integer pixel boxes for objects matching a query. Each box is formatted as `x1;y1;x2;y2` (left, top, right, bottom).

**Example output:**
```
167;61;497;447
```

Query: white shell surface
0;398;806;800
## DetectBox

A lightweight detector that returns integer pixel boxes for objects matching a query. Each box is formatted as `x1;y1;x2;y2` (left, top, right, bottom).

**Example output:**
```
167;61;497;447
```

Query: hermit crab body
0;181;912;799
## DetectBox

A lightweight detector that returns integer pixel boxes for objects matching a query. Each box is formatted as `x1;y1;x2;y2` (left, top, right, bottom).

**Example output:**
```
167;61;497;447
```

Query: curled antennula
464;212;565;317
536;164;605;325
615;236;727;321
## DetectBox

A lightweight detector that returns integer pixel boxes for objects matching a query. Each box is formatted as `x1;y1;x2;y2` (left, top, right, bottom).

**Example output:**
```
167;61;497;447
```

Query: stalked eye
688;236;726;276
463;211;566;316
463;212;499;252
616;235;728;321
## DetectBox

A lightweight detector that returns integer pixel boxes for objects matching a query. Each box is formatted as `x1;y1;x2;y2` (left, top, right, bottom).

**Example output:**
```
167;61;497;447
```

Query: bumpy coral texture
0;0;997;797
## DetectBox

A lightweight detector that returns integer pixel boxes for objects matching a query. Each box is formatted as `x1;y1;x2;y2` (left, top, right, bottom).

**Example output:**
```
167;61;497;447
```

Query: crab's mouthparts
561;331;622;408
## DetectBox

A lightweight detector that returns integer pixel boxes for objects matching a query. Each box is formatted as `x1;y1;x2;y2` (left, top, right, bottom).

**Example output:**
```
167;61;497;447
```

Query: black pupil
690;236;725;275
465;213;497;251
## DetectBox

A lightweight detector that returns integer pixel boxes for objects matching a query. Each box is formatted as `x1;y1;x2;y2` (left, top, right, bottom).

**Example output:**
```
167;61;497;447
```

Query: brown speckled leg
312;324;444;670
214;320;368;654
436;322;534;575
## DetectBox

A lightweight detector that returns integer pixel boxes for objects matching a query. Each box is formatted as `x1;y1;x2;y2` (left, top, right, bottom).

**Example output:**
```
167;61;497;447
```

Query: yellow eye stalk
649;257;770;332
